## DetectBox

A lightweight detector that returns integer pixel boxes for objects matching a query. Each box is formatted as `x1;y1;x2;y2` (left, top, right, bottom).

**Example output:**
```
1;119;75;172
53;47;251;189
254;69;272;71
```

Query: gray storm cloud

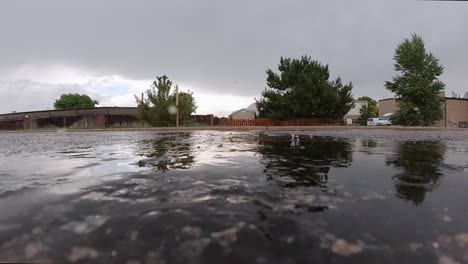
0;0;467;101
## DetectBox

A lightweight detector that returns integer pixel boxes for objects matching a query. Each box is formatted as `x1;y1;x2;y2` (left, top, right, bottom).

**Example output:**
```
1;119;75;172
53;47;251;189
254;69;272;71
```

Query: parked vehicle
377;113;394;126
367;118;379;126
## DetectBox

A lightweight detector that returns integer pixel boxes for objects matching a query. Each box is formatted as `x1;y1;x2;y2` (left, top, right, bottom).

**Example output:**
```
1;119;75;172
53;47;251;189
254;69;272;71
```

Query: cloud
0;66;151;113
0;68;253;116
0;79;93;113
0;0;467;113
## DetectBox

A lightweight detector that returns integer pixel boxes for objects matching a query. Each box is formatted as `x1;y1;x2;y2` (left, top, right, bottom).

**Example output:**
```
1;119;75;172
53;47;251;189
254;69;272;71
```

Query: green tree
357;96;379;117
356;104;371;125
53;93;98;110
385;34;445;126
256;56;354;120
137;75;197;127
356;96;379;125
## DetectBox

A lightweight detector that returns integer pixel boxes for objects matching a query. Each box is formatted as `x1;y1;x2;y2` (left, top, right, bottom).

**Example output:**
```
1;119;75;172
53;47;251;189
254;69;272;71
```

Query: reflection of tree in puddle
386;141;446;205
137;132;195;171
258;136;352;188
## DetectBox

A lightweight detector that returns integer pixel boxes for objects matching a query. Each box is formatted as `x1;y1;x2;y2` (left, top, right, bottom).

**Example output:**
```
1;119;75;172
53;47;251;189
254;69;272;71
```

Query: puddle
1;130;468;263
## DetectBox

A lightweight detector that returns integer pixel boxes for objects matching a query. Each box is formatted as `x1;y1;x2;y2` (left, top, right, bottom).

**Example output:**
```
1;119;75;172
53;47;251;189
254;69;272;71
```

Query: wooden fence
220;118;339;126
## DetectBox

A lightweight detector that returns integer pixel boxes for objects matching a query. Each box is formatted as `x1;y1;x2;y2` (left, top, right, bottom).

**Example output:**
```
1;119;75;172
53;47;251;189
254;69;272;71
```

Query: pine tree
256;56;354;120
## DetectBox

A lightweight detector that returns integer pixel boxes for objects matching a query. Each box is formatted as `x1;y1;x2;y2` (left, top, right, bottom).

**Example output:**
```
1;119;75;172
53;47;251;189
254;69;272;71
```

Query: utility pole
176;85;179;127
140;93;144;128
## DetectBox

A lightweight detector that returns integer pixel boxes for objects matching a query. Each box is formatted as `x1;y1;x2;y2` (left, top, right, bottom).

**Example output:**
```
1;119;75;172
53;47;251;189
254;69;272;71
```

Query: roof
0;107;139;121
354;100;368;104
445;97;468;101
231;103;257;115
246;103;258;113
379;97;468;102
378;98;397;102
232;108;255;114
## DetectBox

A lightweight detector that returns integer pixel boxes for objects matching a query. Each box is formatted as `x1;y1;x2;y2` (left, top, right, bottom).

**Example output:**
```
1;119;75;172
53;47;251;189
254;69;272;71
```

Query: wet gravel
0;129;468;263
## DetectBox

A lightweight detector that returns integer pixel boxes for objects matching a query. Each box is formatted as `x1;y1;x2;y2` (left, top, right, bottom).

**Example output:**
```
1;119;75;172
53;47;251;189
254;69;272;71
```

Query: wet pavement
1;130;468;263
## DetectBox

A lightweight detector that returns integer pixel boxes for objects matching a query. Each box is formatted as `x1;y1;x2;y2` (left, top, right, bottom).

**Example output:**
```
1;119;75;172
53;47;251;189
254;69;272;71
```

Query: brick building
378;97;468;128
0;107;146;130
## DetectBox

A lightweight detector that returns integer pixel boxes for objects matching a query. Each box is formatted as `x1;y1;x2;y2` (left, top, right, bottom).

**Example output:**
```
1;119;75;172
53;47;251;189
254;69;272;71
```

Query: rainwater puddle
1;130;468;263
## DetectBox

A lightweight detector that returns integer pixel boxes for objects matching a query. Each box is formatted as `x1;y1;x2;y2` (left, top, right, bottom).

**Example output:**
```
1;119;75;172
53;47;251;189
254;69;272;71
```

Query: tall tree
256;56;354;120
356;96;379;125
357;96;379;117
137;75;197;127
356;104;371;125
385;34;445;126
54;93;98;110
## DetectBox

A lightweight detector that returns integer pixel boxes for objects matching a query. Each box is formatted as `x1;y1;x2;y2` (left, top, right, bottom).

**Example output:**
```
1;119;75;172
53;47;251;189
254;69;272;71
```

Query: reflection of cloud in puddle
79;191;155;203
61;215;108;234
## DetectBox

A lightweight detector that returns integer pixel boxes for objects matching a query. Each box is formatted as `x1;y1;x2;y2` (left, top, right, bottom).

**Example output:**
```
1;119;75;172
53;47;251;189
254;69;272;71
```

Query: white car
377;113;394;126
367;118;379;126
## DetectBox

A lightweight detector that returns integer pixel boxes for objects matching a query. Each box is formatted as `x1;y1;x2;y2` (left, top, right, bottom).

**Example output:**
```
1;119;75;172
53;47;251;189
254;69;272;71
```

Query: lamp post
176;85;179;127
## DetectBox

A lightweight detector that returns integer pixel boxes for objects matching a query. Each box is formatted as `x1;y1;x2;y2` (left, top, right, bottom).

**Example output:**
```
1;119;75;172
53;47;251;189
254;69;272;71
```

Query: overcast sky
0;0;467;116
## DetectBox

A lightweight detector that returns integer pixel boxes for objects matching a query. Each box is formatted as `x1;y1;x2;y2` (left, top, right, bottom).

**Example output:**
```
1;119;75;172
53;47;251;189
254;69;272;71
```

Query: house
343;100;368;125
378;92;468;128
231;108;255;120
245;103;258;115
230;103;257;120
0;107;145;130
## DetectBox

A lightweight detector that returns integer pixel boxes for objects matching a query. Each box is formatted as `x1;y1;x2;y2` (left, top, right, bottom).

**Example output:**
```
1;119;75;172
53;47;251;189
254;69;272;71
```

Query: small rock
67;247;99;262
439;255;460;264
331;239;364;256
442;215;453;222
298;194;316;203
361;191;386;200
408;242;423;252
182;226;202;237
80;192;106;201
130;231;139;240
61;215;108;234
455;233;468;247
25;242;43;259
211;223;244;244
438;234;452;248
32;227;42;236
